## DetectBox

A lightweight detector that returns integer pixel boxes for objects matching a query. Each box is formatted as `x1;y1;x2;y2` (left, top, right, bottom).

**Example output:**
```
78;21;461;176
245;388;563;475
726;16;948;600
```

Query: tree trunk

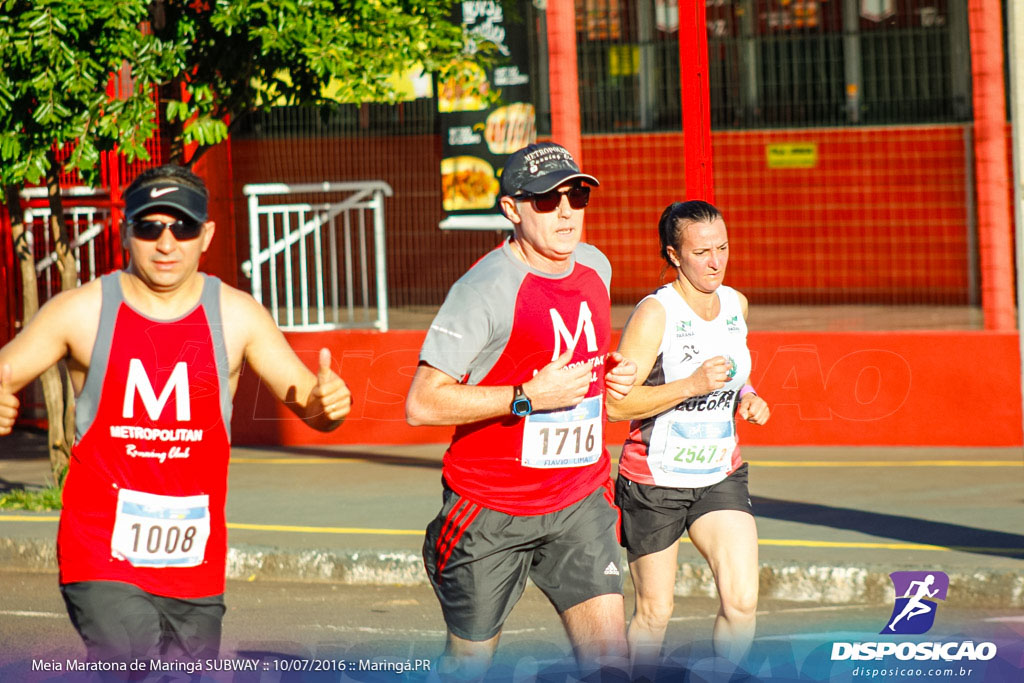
165;78;187;166
4;185;37;320
39;365;69;487
3;184;71;486
46;151;79;292
44;160;78;485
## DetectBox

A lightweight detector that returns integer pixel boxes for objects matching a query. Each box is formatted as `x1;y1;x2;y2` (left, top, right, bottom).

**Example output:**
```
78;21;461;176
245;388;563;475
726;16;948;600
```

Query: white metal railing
241;181;393;332
21;186;111;298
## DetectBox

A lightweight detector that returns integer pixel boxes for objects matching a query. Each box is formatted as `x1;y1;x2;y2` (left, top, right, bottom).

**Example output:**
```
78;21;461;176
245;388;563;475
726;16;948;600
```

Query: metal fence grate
20;187;120;299
241;182;393;331
574;0;968;132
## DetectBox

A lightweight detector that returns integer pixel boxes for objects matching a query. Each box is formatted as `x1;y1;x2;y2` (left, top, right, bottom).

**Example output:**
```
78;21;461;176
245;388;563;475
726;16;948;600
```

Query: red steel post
968;0;1016;330
679;0;714;203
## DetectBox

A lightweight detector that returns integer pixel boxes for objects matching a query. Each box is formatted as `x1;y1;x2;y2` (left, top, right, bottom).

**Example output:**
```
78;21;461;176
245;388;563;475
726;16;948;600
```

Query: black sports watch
511;384;533;417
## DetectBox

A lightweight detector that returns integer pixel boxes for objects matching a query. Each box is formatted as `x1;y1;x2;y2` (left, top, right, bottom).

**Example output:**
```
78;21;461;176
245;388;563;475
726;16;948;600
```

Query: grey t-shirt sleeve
576;242;612;293
419;281;494;381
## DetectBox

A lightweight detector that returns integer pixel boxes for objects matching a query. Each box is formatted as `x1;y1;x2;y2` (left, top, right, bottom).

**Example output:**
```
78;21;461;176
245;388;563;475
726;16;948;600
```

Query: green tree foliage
0;0;168;187
0;0;475;480
0;1;168;483
153;0;469;163
0;0;473;177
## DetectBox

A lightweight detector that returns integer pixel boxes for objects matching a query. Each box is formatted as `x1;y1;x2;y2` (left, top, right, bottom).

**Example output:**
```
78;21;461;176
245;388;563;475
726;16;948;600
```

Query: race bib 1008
110;489;210;568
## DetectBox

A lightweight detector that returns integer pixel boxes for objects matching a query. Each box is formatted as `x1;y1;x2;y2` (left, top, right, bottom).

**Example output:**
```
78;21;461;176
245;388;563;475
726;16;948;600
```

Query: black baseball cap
499;142;600;197
124;181;208;223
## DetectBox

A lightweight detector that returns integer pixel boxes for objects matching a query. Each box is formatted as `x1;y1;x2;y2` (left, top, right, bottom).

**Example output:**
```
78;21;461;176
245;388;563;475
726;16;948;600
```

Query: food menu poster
438;0;535;230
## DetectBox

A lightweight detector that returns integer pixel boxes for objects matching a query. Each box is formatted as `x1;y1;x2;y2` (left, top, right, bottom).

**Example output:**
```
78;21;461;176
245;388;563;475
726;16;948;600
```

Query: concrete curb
225;545;426;585
0;537;56;573
4;537;1021;608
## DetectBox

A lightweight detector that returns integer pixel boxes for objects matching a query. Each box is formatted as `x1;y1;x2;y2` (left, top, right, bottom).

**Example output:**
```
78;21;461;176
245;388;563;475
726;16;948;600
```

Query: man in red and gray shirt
407;142;637;677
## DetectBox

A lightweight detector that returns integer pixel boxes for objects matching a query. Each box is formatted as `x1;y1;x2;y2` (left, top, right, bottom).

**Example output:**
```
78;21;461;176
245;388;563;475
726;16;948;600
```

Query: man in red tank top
0;165;352;666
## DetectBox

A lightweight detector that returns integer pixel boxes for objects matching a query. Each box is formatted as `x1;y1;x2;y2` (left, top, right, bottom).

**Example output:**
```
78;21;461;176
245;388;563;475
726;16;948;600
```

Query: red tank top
58;273;232;598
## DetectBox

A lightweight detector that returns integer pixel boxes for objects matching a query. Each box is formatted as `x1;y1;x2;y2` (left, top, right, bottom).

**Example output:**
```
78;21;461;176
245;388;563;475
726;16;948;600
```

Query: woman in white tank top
608;201;771;670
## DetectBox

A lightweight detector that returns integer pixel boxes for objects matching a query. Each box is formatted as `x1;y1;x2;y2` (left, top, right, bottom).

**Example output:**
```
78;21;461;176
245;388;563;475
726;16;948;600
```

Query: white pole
373;191;389;333
1008;0;1024;443
247;192;263;304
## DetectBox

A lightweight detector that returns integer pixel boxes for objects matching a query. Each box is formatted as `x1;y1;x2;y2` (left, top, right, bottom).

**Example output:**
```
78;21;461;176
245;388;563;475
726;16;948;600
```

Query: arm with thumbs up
226;289;351;432
303;347;352;428
0;364;19;436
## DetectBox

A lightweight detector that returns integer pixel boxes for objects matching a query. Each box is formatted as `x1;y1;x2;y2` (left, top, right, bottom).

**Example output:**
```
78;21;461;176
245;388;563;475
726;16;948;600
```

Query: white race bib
521;396;603;469
110;489;211;568
660;419;735;477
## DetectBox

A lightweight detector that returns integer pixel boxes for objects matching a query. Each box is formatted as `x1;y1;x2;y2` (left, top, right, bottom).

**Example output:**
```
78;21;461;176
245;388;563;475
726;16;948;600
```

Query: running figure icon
887;574;939;632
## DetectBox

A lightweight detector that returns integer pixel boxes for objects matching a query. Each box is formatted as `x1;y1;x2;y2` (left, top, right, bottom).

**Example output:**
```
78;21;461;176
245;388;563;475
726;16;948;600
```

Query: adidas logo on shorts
603;562;620;576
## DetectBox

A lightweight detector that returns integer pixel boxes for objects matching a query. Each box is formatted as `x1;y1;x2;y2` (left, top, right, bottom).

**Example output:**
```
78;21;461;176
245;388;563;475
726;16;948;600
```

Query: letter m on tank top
550;302;598;360
122;359;191;421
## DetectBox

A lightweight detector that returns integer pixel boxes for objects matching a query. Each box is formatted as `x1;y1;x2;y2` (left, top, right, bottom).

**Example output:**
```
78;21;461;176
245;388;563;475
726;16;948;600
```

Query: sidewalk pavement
1;429;1021;607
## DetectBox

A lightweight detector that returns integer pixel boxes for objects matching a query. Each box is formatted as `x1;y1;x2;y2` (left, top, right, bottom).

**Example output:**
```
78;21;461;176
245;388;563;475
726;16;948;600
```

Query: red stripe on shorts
601;478;623;544
436;498;471;558
435;502;482;582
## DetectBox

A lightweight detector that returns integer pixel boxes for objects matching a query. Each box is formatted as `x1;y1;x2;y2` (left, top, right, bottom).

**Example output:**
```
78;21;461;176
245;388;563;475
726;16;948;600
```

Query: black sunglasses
130;218;204;241
517;185;591;213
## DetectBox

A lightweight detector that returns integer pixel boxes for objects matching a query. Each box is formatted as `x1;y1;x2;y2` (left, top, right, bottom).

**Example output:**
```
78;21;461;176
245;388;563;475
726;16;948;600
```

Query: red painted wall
193;139;240;288
231;329;1023;448
583;126;973;305
3;126;1018;449
227;125;977;308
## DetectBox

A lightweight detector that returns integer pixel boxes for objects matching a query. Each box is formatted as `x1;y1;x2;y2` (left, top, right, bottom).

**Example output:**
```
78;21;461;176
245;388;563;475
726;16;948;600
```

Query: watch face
512;397;532;416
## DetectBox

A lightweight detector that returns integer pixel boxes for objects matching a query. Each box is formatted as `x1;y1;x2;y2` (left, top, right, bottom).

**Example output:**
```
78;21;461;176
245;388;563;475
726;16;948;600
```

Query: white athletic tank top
618;284;751;488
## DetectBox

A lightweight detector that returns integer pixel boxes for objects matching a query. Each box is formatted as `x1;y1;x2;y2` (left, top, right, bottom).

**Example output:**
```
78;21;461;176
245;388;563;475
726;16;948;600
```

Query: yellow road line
227;522;422;535
0;516;422;536
0;515;1020;554
679;538;1023;554
230;457;360;464
751;460;1019;468
229;457;1019;467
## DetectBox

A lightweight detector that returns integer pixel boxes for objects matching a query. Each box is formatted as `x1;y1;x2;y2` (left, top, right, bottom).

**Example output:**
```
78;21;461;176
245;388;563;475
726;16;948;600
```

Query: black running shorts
61;580;225;664
615;462;753;557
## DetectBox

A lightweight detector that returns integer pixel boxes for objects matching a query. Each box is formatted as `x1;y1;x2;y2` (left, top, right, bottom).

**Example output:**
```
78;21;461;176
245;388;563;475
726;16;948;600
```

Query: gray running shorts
422;483;624;641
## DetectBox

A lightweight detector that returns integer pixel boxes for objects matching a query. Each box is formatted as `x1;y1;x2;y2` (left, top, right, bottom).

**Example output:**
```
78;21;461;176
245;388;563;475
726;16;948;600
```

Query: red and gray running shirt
618;284;751;489
419;239;613;515
58;273;232;599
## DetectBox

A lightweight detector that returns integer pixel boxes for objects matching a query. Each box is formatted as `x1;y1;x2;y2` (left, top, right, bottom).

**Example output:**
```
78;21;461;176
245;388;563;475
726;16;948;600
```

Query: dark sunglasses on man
516;184;591;213
130;218;205;241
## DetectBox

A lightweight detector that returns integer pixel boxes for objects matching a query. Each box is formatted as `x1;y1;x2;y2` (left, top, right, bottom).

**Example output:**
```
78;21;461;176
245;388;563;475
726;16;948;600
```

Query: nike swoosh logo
150;187;178;198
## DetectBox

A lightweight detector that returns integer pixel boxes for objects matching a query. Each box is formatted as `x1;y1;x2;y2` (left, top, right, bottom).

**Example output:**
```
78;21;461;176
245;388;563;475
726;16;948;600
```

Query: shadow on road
0;477;40;494
236;445;444;470
0;428;49;460
752;495;1024;560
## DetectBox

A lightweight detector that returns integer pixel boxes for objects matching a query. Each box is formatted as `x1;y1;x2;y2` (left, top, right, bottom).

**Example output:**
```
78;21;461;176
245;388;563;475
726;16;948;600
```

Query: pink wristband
739;384;756;398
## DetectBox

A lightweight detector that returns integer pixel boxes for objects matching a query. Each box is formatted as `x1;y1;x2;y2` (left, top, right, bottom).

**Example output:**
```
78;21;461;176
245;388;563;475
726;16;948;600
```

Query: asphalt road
2;431;1022;681
2;570;1022;682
